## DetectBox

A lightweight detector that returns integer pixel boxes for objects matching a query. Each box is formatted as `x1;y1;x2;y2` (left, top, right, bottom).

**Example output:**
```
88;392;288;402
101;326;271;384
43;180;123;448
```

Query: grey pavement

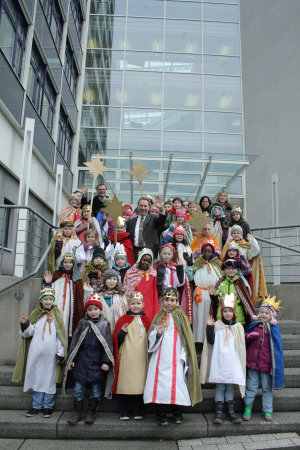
178;432;300;449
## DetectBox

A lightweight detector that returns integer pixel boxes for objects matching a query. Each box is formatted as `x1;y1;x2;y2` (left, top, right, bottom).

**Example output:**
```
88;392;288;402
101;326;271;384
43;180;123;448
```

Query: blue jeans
244;368;273;412
32;391;55;409
215;383;234;402
73;380;102;400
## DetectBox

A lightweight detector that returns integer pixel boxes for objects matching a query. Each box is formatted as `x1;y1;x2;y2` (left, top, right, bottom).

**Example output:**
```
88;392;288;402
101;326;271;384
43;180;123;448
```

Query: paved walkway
1;433;300;450
178;432;300;449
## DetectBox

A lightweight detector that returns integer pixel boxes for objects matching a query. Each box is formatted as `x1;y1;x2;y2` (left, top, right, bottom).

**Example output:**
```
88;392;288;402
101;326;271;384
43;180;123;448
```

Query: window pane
164;73;202;109
203;3;239;22
123;108;162;129
81;106;121;127
121;129;161;155
204;133;243;155
123;51;164;71
165;20;202;53
164;53;202;73
128;0;164;17
83;70;123;106
163;131;202;154
90;0;126;15
0;12;15;62
88;16;126;50
204;55;240;75
204;112;242;133
203;22;240;55
126;17;163;51
204;75;241;112
166;2;202;20
163;110;202;131
123;71;163;107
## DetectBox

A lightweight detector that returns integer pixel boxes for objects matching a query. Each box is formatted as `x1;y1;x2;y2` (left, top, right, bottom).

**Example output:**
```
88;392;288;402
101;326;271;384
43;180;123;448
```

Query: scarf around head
12;304;67;384
148;306;202;406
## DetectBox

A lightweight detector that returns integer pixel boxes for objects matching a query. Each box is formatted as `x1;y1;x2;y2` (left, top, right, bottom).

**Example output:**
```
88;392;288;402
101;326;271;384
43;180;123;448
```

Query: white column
14;118;35;276
271;173;280;285
53;164;64;226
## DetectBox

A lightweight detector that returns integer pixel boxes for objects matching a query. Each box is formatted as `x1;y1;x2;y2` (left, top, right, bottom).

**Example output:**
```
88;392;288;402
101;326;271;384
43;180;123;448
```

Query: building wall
240;0;300;227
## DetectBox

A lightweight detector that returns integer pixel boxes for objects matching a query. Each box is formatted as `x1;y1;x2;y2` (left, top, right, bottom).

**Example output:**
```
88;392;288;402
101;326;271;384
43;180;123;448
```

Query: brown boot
67;399;83;425
85;398;99;424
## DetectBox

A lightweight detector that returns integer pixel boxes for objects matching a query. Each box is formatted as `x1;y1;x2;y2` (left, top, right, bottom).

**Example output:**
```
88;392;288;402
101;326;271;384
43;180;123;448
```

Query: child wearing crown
200;293;246;425
43;253;84;344
63;293;114;425
242;296;284;422
12;288;66;418
144;287;202;426
112;292;151;420
74;204;101;244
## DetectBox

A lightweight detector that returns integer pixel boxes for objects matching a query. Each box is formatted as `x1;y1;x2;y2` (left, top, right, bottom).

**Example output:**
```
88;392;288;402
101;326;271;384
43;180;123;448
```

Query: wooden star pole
103;194;127;243
127;160;152;197
83;153;109;214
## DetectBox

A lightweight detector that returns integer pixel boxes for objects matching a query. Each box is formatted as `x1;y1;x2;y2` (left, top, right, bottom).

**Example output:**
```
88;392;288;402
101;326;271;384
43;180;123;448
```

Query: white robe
76;243;113;272
21;317;64;394
55;237;81;270
100;293;128;332
105;242;125;268
208;326;245;386
52;277;73;337
193;262;222;343
143;314;191;406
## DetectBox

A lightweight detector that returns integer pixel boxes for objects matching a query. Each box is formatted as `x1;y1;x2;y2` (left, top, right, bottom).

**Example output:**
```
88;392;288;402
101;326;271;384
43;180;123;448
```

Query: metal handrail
0;243;51;295
252;224;300;231
254;236;300;254
0;204;59;229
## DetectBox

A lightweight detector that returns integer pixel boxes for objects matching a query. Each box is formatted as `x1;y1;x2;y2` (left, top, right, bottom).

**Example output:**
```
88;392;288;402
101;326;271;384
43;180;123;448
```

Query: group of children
12;268;284;426
11;192;283;426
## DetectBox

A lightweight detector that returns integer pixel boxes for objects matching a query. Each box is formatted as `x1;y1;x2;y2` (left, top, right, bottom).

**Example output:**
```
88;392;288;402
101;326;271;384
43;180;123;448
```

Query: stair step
282;334;300;350
284;350;300;368
278;320;300;335
0;410;300;440
1;386;299;413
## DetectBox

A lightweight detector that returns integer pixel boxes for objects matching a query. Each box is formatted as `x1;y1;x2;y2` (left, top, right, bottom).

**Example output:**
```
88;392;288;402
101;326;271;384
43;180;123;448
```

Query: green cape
12;304;67;384
193;255;222;273
148;306;202;407
81;261;109;283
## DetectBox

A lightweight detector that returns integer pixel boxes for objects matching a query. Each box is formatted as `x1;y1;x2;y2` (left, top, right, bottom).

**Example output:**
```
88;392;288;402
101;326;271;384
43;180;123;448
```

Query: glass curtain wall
79;0;243;202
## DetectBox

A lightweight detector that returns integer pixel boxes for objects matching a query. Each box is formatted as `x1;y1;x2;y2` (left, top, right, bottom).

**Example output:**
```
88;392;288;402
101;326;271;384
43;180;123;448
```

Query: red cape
112;313;151;393
109;231;134;266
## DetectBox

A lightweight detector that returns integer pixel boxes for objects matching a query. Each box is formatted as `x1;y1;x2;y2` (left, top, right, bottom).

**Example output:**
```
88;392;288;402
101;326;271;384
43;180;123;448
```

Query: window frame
41;0;63;51
57;107;73;166
0;0;27;78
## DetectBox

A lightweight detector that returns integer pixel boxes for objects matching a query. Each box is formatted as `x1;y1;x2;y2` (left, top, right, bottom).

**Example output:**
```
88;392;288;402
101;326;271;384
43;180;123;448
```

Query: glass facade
79;0;246;203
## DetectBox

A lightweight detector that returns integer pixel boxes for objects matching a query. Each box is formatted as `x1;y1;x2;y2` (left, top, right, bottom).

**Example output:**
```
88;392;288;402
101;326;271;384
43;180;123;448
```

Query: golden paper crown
62;252;75;261
163;287;178;299
261;295;283;312
116;216;125;226
227;242;240;250
220;293;236;310
128;291;144;302
39;287;55;301
82;204;91;211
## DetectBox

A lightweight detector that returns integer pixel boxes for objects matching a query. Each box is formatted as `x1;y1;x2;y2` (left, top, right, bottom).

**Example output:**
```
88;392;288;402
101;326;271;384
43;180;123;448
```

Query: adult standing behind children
92;183;109;218
127;195;166;261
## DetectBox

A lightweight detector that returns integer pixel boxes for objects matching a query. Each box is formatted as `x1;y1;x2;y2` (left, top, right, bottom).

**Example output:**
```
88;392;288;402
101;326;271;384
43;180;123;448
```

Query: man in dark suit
127;195;166;262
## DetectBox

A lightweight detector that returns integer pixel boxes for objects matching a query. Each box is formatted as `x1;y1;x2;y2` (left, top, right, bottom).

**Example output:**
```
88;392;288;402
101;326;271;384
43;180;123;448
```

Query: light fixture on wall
152;41;163;52
116;90;128;104
218;94;232;109
150;91;162;105
186;94;199;107
220;45;231;55
185;43;197;53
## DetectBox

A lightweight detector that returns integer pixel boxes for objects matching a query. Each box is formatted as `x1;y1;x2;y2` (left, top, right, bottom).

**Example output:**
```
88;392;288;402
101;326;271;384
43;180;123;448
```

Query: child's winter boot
242;403;253;421
85;398;99;424
225;400;242;424
214;401;224;424
67;399;83;425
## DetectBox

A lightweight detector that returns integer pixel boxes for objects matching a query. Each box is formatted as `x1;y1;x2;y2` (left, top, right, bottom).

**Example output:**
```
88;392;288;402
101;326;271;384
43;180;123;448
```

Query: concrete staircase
0;320;299;440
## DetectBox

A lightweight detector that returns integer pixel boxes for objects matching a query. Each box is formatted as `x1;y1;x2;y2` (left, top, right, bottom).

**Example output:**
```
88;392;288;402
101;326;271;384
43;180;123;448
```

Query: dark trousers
155;403;182;417
118;394;144;416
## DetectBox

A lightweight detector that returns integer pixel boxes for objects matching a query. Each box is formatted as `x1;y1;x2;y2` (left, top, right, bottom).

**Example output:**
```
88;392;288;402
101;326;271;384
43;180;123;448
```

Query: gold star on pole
127;160;152;197
83;153;109;215
83;153;109;179
103;194;127;243
187;210;212;235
